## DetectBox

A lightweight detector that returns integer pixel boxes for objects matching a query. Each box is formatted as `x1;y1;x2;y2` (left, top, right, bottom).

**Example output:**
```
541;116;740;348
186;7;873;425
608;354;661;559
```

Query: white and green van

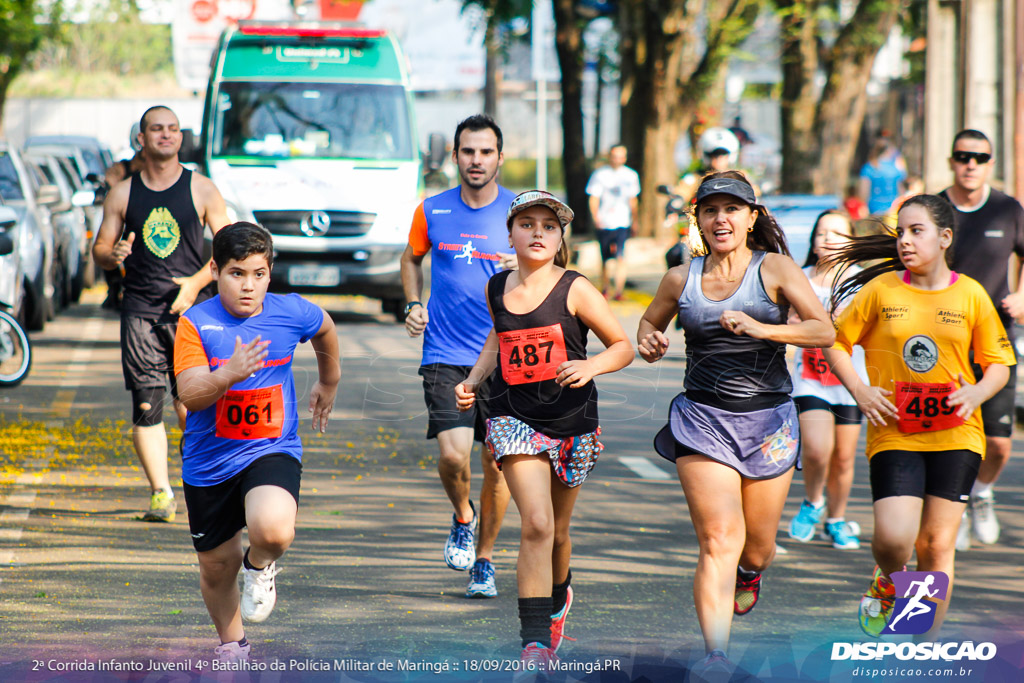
195;22;420;318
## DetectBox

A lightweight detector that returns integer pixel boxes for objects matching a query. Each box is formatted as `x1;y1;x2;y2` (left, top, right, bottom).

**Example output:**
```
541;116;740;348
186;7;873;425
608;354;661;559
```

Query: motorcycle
659;184;691;268
0;231;32;387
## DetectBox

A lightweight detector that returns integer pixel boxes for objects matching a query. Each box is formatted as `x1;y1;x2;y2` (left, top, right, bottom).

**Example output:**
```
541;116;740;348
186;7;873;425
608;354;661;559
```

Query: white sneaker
971;493;1000;544
214;640;251;663
955;509;971;551
241;561;281;623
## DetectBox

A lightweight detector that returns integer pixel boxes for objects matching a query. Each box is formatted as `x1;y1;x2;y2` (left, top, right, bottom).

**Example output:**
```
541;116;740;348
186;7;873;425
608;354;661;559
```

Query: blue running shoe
466;558;497;598
444;500;477;570
822;520;860;549
787;499;825;542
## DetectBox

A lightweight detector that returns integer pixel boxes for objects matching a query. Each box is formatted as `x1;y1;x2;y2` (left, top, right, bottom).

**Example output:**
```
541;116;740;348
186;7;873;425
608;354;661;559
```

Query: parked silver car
0;143;54;330
23;151;95;305
0;199;24;323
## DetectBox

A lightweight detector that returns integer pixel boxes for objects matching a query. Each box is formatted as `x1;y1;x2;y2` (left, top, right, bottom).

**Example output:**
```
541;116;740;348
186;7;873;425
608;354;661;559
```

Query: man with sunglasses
940;129;1024;548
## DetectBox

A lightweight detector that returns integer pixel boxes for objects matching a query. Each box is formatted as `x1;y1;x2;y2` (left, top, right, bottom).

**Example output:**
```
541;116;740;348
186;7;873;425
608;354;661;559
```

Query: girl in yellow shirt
824;194;1015;639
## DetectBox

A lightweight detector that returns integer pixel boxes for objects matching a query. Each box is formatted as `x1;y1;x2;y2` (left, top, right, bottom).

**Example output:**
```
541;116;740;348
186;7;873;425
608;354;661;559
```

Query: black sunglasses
951;150;992;165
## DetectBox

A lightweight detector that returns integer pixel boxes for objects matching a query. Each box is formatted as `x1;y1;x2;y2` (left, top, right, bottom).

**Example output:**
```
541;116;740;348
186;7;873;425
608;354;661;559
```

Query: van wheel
382;297;404;322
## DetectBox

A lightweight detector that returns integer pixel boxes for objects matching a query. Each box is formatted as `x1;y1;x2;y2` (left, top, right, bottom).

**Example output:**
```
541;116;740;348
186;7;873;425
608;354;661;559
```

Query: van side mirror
180;129;202;164
72;189;96;207
425;133;446;172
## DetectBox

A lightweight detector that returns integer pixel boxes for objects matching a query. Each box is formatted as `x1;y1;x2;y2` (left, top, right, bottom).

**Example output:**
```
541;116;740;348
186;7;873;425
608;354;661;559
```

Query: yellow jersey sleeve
970;285;1017;370
832;280;877;355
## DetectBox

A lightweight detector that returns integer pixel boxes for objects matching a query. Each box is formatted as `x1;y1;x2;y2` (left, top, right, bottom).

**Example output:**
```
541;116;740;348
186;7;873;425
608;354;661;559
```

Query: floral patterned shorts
485;415;602;487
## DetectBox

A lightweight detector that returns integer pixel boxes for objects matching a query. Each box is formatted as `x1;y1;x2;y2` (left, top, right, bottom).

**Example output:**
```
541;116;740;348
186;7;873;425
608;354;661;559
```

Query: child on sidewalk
173;222;340;661
455;191;633;674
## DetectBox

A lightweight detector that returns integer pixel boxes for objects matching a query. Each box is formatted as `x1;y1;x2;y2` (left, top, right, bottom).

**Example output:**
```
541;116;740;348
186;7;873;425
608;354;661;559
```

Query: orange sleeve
174;317;210;376
408;203;431;256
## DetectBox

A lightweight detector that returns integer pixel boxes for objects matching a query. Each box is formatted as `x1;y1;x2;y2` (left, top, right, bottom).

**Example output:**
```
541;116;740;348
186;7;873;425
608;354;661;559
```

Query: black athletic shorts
183;454;302;552
597;227;630;262
419;363;492;441
971;362;1017;438
120;315;179;397
869;449;980;503
794;395;863;426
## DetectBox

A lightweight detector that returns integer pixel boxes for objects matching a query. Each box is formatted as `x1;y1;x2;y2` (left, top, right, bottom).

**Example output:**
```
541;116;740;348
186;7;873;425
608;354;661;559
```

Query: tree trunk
812;0;905;194
483;17;499;118
621;0;760;239
552;0;590;234
780;0;906;194
778;0;821;193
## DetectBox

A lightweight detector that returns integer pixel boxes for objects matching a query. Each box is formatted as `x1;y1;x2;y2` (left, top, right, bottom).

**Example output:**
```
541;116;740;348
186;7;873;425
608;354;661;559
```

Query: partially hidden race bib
215;385;285;440
801;347;842;386
497;323;569;386
894;381;966;434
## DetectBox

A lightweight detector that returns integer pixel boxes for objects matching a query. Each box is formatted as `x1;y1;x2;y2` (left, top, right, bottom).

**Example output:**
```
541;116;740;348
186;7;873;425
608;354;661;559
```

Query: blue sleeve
292;294;326;343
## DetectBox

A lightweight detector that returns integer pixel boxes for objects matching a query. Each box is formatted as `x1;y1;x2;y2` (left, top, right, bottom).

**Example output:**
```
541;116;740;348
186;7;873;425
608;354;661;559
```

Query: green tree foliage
31;2;172;75
460;0;532;116
0;0;62;122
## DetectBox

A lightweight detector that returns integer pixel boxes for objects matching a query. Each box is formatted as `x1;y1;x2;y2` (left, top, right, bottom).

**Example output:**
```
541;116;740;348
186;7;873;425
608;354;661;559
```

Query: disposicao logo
886;570;949;635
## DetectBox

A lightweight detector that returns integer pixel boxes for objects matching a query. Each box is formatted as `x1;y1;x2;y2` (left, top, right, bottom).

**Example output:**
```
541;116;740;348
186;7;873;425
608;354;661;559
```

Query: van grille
253;210;376;237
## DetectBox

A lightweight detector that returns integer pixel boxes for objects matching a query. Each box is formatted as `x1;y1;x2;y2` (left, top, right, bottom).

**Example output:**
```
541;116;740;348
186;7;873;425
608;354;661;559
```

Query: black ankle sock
518;597;553;648
221;637;248;647
738;566;759;581
552;570;572;615
242;549;264;571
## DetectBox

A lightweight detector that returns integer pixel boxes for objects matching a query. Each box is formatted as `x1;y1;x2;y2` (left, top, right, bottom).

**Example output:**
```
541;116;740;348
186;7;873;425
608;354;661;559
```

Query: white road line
0;491;35;580
618;456;673;480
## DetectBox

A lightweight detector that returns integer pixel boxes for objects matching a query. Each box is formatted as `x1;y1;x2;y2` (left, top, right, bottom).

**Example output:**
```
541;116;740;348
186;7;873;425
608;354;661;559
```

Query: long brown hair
827;193;957;313
691;171;791;257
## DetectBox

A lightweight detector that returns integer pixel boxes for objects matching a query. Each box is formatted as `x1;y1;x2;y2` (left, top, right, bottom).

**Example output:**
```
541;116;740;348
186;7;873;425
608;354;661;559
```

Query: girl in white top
787;211;869;549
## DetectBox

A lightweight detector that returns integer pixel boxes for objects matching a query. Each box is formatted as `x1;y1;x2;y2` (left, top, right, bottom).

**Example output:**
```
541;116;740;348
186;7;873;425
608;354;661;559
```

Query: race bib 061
497;324;569;385
215;385;285;440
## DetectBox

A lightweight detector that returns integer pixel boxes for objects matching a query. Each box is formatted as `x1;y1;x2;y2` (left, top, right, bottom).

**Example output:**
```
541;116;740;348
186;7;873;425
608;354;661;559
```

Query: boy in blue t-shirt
173;222;340;663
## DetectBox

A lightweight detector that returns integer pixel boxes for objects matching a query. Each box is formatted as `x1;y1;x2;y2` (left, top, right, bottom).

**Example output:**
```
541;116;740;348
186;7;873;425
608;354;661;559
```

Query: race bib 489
215;385;285;440
894;381;965;434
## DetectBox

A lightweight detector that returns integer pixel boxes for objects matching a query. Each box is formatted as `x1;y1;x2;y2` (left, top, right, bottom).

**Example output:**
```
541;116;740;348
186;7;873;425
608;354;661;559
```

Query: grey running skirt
654;392;800;480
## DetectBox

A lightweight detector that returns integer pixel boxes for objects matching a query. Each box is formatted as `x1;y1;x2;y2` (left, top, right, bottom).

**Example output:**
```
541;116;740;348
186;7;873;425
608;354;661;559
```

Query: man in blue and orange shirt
400;115;516;599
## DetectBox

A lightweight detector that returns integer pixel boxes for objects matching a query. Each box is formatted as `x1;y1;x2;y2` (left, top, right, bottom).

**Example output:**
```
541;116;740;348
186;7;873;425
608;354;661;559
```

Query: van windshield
212;82;413;160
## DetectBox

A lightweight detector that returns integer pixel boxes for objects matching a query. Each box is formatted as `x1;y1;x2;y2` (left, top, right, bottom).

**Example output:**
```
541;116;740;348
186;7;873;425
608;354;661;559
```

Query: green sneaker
858;566;895;637
142;490;176;522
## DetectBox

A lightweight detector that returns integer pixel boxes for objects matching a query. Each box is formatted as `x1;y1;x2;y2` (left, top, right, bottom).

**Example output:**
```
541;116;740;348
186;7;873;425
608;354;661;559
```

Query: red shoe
513;642;558;682
734;568;761;615
550;585;575;653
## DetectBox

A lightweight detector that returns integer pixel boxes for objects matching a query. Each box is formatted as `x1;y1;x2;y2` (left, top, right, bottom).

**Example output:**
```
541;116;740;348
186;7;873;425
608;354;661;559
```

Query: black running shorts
419;363;492;441
183;454;302;552
869;449;980;503
794;395;863;426
596;227;630;262
120;315;179;397
971;362;1016;438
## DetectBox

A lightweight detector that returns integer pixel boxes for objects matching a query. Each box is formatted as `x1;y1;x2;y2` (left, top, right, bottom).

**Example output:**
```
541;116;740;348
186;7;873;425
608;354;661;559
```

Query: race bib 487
497;324;568;385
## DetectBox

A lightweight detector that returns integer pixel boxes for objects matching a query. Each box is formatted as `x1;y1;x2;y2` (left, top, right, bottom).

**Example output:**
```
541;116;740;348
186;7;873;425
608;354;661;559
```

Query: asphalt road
1;288;1023;683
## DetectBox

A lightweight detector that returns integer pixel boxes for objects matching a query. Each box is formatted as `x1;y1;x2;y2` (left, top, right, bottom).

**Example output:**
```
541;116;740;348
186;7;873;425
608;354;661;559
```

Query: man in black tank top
940;129;1024;548
93;105;230;523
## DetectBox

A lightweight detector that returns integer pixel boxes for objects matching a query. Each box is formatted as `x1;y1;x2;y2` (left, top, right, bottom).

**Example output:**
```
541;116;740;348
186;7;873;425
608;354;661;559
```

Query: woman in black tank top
455;191;633;669
637;173;835;669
